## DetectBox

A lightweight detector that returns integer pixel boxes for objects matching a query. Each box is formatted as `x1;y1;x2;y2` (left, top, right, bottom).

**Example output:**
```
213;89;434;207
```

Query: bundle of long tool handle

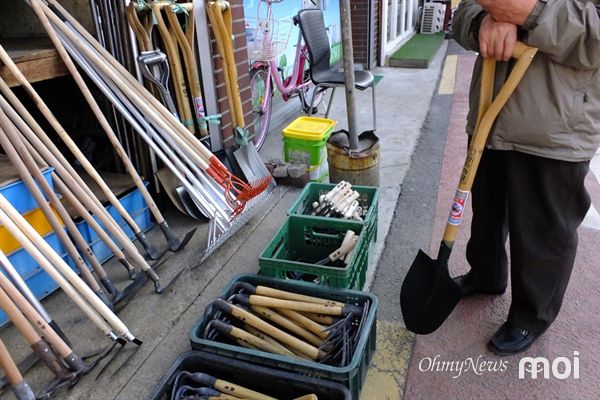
311;181;366;221
170;371;319;400
201;282;370;367
127;1;209;139
0;242;141;398
38;0;273;257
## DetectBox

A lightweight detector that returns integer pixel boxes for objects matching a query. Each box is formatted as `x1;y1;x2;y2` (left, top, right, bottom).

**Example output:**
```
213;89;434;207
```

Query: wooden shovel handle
442;42;537;246
153;3;195;133
45;0;215;164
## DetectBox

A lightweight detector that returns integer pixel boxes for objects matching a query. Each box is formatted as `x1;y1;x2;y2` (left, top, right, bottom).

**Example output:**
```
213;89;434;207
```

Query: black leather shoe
487;323;538;356
453;273;506;297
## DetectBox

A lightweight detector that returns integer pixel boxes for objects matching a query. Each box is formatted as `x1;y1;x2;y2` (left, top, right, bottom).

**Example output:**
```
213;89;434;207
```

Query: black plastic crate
149;350;351;400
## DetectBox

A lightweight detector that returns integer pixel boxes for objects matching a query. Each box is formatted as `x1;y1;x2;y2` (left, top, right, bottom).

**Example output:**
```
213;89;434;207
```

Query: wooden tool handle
231;326;289;356
249;295;344;316
329;230;357;261
275;309;329;340
30;0;167;225
0;265;71;358
0;195;128;338
0;286;41;345
214;377;278;400
243;324;299;358
0;336;23;385
251;306;324;347
441;42;537;247
219;301;322;360
298;312;337;325
255;286;345;307
325;181;348;202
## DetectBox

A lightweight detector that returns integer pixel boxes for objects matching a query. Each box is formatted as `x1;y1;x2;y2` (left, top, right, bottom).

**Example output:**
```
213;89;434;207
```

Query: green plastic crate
189;274;378;400
287;183;379;243
259;216;368;290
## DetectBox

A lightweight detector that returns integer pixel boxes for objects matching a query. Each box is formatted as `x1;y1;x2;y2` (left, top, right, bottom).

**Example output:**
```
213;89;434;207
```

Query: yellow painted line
438;55;458;95
361;321;414;400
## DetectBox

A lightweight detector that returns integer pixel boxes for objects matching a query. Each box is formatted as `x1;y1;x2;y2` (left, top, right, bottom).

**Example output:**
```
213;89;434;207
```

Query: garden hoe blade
400;244;462;335
94;338;127;381
166;226;198;252
112;273;149;307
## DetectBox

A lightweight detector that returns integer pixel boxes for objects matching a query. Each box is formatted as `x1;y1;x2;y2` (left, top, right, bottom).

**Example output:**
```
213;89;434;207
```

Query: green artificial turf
390;33;445;68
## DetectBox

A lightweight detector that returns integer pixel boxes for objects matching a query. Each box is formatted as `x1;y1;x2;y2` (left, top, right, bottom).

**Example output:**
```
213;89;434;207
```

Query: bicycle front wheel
249;66;272;151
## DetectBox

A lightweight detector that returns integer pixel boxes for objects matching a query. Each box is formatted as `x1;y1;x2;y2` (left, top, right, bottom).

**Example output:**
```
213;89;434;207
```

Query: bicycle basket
245;17;293;61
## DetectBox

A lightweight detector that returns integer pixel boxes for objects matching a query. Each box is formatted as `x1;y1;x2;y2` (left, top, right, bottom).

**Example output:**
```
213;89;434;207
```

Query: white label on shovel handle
448;189;469;225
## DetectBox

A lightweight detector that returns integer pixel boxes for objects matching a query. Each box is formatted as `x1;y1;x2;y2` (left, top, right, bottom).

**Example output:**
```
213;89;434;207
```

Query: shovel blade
400;249;462;334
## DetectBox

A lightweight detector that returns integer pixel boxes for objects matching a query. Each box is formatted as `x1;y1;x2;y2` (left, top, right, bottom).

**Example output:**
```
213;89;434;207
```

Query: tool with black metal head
0;41;165;261
400;42;538;335
28;0;197;255
0;337;35;400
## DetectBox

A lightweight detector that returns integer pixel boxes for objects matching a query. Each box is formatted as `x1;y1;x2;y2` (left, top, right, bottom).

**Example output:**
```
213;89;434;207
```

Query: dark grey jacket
453;0;600;162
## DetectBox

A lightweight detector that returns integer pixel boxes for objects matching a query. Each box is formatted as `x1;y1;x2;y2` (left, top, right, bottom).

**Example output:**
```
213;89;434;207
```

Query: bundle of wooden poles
126;1;208;139
170;371;319;400
201;282;370;368
38;0;271;221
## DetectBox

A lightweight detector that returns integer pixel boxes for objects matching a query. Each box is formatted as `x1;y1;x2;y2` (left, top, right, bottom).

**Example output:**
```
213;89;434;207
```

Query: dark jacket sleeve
524;0;600;70
452;0;486;52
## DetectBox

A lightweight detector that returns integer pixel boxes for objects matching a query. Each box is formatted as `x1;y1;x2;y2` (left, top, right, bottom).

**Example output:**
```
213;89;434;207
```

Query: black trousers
466;148;591;334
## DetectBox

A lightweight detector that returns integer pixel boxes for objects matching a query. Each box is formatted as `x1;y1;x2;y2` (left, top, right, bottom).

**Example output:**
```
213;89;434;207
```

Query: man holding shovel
452;0;600;355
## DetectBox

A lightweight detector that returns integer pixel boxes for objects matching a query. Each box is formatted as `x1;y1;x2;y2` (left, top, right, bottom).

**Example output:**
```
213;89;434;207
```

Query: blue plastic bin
76;184;153;263
0;229;73;327
0;167;54;214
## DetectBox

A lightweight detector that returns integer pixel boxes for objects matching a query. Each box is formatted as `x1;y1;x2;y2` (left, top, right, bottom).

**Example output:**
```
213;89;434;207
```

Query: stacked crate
259;182;379;291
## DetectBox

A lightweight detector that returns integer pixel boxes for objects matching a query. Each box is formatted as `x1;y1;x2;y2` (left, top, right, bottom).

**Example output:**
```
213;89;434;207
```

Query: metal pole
339;0;359;150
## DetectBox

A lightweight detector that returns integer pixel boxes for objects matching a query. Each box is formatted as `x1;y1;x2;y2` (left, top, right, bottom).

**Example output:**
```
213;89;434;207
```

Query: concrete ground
4;39;598;400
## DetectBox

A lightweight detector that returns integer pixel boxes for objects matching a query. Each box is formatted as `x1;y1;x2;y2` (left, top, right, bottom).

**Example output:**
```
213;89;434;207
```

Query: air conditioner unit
420;2;446;34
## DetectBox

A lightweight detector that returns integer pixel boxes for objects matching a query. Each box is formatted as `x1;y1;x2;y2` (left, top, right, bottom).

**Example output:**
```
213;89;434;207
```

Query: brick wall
350;0;379;68
208;0;253;147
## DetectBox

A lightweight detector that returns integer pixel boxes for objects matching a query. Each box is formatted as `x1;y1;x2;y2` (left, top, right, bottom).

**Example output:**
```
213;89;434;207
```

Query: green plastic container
287;182;380;243
283;134;331;165
189;274;378;400
283;117;335;182
259;215;368;290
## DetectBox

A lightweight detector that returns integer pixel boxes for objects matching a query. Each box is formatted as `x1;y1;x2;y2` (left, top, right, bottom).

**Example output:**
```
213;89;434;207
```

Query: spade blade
400;247;462;335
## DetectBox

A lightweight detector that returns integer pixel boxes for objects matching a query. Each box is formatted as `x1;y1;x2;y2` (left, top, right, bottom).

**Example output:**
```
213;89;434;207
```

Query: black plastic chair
297;8;376;131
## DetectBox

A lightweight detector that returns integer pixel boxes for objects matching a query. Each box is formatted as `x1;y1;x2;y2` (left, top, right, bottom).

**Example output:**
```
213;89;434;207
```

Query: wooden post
339;0;359;150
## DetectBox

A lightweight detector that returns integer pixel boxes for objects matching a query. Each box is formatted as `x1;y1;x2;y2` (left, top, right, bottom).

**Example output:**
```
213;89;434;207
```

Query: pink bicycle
247;0;329;150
